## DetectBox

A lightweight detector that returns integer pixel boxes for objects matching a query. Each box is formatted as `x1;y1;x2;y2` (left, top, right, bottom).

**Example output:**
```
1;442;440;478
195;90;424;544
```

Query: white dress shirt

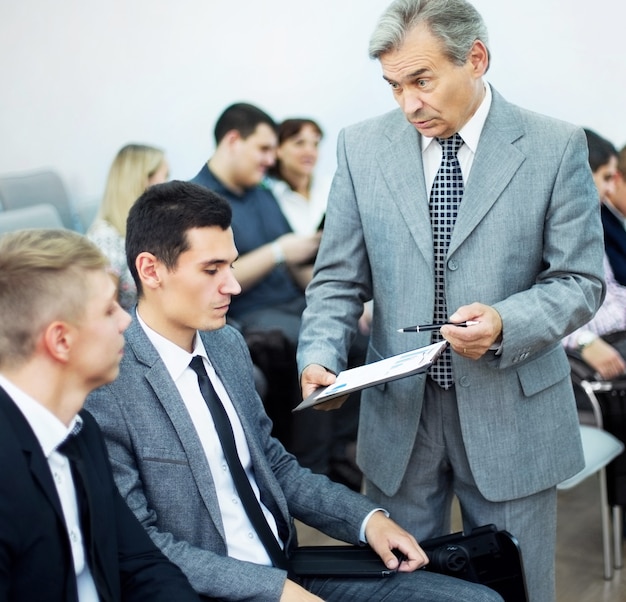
421;83;492;189
562;254;626;348
136;312;280;565
0;374;99;602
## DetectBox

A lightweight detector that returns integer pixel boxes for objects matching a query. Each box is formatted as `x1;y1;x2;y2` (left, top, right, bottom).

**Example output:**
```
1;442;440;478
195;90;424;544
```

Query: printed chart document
294;340;447;412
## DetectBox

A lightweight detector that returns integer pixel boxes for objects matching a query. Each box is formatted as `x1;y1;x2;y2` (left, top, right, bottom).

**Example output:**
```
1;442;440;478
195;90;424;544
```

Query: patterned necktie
429;133;464;389
188;356;288;571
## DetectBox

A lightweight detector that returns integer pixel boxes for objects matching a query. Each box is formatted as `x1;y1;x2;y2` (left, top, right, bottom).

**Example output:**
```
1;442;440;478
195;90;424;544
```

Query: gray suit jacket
86;319;375;602
298;87;605;501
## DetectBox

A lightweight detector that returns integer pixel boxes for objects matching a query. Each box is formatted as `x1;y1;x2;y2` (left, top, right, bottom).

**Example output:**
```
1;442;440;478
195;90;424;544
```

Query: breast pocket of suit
138;447;200;511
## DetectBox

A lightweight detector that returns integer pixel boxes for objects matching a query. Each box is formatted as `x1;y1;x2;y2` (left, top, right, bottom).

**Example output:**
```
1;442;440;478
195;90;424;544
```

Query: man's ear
43;321;72;363
468;39;489;77
135;252;162;291
224;129;243;147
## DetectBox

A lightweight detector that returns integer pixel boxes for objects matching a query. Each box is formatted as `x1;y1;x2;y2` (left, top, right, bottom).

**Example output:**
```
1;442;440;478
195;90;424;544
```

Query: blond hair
97;143;165;236
0;229;108;368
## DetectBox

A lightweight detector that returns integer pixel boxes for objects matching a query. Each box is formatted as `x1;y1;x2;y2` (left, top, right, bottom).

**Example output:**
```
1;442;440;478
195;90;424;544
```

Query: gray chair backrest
0;170;77;230
76;197;100;232
0;203;65;235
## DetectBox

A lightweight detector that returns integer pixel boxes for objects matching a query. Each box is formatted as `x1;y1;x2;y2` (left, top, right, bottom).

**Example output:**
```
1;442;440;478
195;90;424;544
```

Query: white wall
1;0;624;210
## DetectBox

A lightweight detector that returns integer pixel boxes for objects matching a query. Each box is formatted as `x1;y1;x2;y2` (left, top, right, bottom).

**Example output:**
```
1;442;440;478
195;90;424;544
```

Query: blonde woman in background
87;144;169;309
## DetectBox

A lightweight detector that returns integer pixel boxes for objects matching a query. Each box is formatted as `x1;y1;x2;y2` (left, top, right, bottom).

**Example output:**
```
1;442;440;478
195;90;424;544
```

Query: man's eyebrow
200;255;239;267
383;68;430;84
200;259;227;267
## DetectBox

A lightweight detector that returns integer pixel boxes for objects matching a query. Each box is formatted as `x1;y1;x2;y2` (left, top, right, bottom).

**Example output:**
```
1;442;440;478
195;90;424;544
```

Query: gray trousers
364;377;557;602
302;569;503;601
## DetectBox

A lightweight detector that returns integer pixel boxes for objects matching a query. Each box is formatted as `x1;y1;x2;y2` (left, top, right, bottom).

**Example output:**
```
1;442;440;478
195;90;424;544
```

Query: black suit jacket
0;386;202;602
602;202;626;287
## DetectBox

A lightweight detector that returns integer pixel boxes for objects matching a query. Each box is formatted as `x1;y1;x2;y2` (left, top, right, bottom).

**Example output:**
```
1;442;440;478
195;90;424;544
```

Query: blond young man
0;229;200;602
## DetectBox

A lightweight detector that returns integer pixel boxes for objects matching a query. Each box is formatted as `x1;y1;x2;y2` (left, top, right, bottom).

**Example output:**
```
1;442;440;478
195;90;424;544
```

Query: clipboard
293;341;447;412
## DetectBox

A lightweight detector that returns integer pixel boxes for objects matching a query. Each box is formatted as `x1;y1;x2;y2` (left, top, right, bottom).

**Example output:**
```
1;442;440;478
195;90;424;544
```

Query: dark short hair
126;180;232;296
213;102;277;145
276;118;323;145
584;128;617;173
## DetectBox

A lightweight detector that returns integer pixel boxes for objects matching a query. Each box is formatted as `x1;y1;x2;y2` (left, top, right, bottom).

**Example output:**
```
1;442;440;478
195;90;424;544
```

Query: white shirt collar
135;310;209;382
0;373;82;457
421;81;492;153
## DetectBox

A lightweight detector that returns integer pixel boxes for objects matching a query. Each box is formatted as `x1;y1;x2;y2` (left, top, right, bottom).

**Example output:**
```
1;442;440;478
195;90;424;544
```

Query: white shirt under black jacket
136;311;281;565
0;374;99;602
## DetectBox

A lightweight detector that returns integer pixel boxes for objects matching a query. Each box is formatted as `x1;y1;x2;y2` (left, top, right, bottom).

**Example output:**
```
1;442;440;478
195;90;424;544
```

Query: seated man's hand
364;510;429;572
581;338;626;380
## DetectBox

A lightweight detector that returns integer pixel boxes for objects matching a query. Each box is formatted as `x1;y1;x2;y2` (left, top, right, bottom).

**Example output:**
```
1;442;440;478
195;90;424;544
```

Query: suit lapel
0;388;66;525
371;94;527;262
449;90;525;256
374;114;435;267
126;321;227;540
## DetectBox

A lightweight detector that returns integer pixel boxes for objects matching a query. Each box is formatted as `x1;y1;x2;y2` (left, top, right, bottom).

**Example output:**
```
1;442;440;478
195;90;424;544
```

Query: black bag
420;524;527;602
291;524;527;602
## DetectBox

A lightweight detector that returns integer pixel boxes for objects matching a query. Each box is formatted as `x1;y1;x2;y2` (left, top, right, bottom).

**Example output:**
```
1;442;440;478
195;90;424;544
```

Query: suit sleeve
225;331;377;543
297;128;373;376
491;127;605;367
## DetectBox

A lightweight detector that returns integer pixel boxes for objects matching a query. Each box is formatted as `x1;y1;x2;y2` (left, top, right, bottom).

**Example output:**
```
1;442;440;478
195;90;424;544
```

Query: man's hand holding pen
440;302;503;359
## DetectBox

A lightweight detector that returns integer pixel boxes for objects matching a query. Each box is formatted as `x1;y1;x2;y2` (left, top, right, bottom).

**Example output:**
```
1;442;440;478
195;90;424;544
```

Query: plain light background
1;0;623;210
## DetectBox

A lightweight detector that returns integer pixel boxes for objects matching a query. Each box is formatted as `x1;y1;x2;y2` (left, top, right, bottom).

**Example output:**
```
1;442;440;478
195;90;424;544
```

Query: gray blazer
298;86;605;502
86;319;375;601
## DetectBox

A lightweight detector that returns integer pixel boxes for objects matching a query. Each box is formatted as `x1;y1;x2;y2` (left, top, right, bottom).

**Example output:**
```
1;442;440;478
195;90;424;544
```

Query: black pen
397;320;479;333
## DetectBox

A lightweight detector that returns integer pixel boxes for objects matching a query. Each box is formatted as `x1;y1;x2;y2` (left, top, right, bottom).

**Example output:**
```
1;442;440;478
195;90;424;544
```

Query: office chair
560;350;626;579
0;169;79;230
0;203;65;235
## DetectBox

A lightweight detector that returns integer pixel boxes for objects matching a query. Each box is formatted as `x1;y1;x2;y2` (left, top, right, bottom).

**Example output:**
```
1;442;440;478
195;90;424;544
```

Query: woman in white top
269;120;371;490
87;144;169;309
267;118;330;236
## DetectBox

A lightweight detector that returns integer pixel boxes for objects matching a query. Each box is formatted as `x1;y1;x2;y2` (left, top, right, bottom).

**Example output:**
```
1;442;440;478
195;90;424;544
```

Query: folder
293;340;447;412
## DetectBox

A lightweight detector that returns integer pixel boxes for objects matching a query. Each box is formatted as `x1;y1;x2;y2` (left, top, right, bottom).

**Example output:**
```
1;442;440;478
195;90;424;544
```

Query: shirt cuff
359;508;389;543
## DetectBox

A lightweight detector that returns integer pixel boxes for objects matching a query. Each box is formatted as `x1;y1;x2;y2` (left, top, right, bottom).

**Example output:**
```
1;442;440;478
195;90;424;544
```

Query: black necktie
188;356;288;570
57;432;111;600
429;133;464;389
